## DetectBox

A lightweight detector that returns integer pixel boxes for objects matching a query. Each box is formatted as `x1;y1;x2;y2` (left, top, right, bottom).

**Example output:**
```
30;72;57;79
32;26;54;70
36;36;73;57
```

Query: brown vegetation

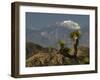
26;42;89;67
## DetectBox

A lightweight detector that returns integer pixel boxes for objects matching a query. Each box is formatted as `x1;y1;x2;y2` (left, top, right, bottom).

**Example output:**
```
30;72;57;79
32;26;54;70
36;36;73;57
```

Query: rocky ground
26;42;89;67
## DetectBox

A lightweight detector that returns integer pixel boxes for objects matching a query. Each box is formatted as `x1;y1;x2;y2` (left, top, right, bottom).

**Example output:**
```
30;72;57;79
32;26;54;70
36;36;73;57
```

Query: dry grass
26;52;64;67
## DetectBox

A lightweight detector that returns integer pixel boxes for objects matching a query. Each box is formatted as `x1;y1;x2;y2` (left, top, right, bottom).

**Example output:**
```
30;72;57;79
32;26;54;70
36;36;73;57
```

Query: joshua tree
58;40;65;49
70;30;81;58
58;40;71;57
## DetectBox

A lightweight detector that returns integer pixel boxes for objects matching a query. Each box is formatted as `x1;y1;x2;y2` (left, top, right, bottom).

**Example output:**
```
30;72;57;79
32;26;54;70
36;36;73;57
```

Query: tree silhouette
58;40;71;58
70;30;81;63
58;40;65;49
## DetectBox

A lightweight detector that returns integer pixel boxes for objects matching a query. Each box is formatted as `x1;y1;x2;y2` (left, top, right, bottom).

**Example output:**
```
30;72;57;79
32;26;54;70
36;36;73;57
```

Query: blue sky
26;12;89;30
26;12;89;47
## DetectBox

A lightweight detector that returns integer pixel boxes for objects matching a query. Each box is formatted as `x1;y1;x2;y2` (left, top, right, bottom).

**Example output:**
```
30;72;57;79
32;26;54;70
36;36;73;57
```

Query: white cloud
41;31;47;36
59;20;80;30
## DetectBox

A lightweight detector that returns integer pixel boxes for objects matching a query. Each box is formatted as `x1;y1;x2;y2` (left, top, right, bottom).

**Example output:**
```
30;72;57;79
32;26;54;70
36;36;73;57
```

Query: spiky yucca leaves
70;30;81;40
58;40;71;58
58;40;66;48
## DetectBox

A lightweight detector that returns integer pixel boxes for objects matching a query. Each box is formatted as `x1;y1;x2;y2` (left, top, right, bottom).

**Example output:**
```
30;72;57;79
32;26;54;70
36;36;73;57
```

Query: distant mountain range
26;25;89;48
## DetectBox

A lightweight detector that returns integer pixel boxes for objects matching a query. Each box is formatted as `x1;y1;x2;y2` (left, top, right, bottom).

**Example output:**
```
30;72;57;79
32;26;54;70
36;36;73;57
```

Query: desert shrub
26;52;64;67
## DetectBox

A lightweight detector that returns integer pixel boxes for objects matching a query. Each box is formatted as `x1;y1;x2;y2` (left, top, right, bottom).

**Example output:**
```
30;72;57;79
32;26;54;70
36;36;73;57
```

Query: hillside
26;42;57;59
26;42;89;67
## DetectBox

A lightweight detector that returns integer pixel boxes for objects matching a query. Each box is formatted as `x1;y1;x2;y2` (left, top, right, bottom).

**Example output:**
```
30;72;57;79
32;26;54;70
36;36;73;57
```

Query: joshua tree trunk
73;38;79;63
73;38;79;57
70;30;81;64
